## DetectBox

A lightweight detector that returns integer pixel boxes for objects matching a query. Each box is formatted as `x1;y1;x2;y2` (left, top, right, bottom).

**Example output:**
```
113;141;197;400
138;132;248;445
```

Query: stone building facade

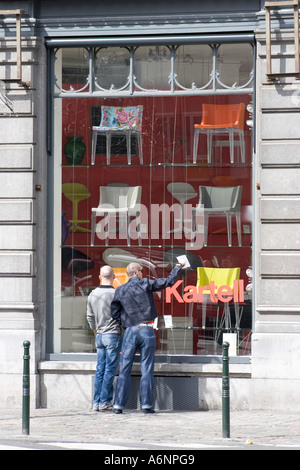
0;0;299;411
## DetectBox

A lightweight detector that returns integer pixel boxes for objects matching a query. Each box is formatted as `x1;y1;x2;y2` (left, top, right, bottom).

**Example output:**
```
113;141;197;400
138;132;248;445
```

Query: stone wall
251;29;300;410
0;36;47;407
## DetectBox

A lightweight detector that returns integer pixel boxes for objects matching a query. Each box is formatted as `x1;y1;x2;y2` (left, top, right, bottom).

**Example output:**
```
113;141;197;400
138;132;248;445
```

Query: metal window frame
265;0;300;79
49;35;255;98
46;34;256;358
0;9;30;87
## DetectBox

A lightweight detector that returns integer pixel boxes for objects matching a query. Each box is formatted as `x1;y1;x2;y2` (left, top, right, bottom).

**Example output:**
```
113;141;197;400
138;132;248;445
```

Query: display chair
103;247;159;278
110;267;129;288
62;183;91;233
90;185;142;246
91;105;143;165
62;247;94;296
192;185;242;247
163;248;203;271
103;247;163;297
193;103;245;164
188;266;241;332
167;182;197;234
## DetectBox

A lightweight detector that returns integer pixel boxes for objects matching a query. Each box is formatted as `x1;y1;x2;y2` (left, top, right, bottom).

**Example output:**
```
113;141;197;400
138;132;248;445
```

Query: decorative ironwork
53;42;254;97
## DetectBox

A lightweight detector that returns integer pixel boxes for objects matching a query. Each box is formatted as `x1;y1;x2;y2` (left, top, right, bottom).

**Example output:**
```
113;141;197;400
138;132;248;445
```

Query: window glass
216;43;253;89
134;46;171;90
60;47;90;92
174;44;213;90
53;42;254;357
94;47;131;91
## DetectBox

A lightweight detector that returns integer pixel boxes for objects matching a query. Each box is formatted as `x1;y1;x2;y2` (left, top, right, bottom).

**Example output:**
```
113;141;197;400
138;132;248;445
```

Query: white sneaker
99;403;113;411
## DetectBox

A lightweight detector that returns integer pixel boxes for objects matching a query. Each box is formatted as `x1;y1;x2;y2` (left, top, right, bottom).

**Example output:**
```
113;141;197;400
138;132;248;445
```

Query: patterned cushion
97;106;143;131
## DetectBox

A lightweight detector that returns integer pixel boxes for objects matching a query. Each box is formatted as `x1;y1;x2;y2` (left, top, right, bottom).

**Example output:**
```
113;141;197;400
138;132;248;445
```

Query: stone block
261;168;300;195
0;252;33;275
0;226;33;250
0;199;33;223
261;223;300;250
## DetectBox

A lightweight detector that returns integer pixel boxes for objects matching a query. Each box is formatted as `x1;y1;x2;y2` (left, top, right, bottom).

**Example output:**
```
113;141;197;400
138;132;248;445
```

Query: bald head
127;262;142;278
99;265;114;285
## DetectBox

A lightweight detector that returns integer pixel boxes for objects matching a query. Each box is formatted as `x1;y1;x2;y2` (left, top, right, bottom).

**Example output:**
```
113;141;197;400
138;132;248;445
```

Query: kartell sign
165;279;245;304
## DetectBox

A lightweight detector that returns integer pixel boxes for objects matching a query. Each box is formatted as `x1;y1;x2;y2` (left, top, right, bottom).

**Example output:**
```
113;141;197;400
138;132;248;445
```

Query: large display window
50;40;254;356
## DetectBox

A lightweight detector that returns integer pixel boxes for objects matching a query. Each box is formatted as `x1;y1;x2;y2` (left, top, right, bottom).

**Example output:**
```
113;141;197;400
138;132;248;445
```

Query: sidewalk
1;407;300;450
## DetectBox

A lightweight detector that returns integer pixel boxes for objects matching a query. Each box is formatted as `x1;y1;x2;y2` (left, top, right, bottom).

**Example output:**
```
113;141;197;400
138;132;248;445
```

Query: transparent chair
102;247;163;298
192;185;242;247
91;105;143;165
167;182;197;234
188;266;241;332
103;247;159;278
62;183;91;233
193;103;245;164
90;185;142;246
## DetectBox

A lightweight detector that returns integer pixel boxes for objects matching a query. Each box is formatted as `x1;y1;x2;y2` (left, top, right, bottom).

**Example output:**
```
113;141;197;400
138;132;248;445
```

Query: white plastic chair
90;185;142;246
167;182;197;234
192;185;242;247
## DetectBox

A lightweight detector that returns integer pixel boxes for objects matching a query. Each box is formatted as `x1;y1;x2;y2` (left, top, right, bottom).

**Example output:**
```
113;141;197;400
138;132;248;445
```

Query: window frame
46;34;256;362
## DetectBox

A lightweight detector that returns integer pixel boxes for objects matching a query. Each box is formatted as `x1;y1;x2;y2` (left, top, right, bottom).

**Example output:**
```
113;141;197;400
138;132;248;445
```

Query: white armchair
192;185;242;247
91;185;142;246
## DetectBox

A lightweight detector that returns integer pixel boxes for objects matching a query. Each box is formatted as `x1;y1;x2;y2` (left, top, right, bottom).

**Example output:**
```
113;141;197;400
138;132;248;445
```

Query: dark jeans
94;333;122;407
114;325;156;410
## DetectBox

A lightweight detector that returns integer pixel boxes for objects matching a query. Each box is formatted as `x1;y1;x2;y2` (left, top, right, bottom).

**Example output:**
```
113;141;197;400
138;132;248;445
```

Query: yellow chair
189;267;241;330
62;183;91;233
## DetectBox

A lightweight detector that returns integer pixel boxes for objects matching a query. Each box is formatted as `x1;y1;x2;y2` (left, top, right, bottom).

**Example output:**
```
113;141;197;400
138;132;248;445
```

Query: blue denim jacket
111;265;182;328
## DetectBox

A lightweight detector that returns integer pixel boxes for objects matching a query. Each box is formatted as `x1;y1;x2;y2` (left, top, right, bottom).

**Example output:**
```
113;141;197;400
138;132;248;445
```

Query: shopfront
2;1;300;411
47;36;254;358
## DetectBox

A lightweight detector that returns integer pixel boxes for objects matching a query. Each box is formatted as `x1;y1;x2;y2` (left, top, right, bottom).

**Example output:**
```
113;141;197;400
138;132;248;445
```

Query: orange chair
193;103;245;164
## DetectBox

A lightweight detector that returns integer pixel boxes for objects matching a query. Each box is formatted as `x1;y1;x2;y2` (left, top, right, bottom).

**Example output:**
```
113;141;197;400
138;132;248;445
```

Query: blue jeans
114;325;156;410
94;333;122;407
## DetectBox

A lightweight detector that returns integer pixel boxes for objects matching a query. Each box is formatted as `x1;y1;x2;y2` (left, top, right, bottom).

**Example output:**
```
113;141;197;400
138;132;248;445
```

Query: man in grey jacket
87;265;122;411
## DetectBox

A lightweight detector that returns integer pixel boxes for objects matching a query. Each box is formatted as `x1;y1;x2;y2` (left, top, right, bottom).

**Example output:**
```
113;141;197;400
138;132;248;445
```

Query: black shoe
142;408;155;414
113;408;123;414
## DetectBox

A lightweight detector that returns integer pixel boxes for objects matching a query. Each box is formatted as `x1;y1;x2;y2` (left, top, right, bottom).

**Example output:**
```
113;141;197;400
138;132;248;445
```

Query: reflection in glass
95;47;130;91
55;43;254;97
134;46;171;91
53;43;254;356
174;45;213;90
216;43;253;89
61;47;90;92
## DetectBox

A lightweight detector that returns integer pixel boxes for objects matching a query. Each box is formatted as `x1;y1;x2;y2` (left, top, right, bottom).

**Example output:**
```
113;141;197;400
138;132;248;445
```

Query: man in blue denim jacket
111;261;182;414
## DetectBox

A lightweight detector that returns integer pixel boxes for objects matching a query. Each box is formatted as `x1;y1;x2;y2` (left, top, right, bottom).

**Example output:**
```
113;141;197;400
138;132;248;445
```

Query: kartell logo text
165;280;244;303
